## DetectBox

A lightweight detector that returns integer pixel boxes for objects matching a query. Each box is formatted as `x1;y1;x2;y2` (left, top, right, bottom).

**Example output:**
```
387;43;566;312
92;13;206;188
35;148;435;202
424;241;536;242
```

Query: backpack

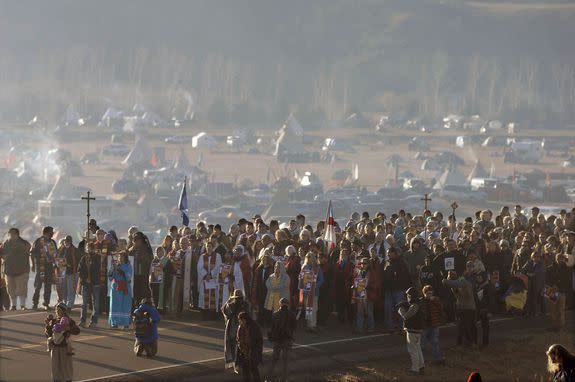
134;315;153;338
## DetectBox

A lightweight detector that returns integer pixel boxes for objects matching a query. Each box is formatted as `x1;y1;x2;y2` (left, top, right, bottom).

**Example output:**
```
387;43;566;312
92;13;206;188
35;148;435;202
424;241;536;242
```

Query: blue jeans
81;284;100;324
422;327;443;361
384;291;405;330
356;300;374;332
65;274;77;309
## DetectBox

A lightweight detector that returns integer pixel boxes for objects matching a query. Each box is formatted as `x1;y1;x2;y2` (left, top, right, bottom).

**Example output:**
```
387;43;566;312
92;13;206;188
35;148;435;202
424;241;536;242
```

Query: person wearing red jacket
284;245;301;313
421;285;446;365
334;249;354;324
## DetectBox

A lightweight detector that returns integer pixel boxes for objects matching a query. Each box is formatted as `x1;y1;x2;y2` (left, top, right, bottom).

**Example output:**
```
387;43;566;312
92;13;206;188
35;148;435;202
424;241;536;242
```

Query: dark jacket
432;251;466;278
0;237;31;276
546;262;572;293
268;306;296;344
383;258;412;292
78;253;101;286
237;318;263;366
419;264;442;292
60;246;81;275
399;301;424;332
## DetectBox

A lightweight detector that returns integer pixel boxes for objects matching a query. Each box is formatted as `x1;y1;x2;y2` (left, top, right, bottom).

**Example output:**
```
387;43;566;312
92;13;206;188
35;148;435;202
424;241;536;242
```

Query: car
101;144;131;156
164;135;193;144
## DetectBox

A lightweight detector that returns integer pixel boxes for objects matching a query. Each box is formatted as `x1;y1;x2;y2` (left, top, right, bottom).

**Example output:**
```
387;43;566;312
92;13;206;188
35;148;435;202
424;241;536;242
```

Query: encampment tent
432;167;468;190
123;136;153;165
192;132;217;149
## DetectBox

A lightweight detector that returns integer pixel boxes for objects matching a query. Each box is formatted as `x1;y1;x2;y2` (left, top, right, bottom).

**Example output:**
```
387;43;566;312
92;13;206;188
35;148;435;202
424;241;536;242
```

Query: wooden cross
81;191;95;240
421;193;432;211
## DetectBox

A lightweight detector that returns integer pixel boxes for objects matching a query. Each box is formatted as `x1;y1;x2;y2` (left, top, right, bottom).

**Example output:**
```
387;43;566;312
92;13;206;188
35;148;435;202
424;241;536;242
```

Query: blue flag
178;178;189;226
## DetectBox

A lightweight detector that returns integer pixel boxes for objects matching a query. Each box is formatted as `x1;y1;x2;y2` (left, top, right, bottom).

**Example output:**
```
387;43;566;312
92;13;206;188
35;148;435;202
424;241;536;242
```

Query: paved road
2;305;565;382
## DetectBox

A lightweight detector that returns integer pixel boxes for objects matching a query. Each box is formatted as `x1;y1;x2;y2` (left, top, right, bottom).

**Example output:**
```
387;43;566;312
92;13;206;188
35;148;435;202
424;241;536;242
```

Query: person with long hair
236;311;263;382
108;252;133;329
547;344;575;382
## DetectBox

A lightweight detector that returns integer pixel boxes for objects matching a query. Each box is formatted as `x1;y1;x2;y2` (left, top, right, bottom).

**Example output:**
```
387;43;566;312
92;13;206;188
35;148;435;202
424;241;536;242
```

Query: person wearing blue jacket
132;298;161;358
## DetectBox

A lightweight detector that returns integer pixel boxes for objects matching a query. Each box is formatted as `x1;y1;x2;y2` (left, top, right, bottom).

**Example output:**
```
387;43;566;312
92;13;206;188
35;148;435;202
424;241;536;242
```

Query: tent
173;149;193;174
467;160;489;182
432;167;468;190
47;175;89;200
123;136;153;165
192;132;217;149
100;107;124;125
274;115;305;156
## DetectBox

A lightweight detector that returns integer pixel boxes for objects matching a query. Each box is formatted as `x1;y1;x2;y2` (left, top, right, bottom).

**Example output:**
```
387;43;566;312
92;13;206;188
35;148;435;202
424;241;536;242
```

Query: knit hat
467;371;482;382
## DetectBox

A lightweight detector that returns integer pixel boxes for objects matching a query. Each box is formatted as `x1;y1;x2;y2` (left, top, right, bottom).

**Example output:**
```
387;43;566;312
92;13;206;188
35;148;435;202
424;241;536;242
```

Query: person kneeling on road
132;298;161;358
397;287;425;375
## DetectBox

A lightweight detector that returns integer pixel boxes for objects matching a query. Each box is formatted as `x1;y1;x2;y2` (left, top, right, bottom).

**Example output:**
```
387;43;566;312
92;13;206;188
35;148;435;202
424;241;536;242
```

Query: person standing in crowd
232;245;252;299
267;297;296;382
31;226;58;310
421;285;445;365
522;251;546;318
94;229;113;316
129;232;153;306
149;246;172;312
353;257;376;333
264;261;290;320
442;263;477;347
222;289;250;372
252;251;274;325
334;248;354;325
285;245;301;312
0;228;31;310
383;247;412;331
397;287;425;375
44;302;77;382
132;298;161;358
78;242;101;328
474;272;495;348
108;252;133;329
53;239;68;306
546;253;574;332
546;344;575;382
236;311;263;382
61;236;80;312
198;239;222;312
299;252;323;332
170;236;192;313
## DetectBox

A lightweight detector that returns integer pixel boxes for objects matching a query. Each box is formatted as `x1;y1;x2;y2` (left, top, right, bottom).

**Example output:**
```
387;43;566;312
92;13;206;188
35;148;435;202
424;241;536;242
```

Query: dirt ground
315;329;573;382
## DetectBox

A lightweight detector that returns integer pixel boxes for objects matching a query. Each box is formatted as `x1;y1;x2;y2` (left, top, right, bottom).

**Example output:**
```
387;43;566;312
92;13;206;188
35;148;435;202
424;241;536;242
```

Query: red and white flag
323;200;337;254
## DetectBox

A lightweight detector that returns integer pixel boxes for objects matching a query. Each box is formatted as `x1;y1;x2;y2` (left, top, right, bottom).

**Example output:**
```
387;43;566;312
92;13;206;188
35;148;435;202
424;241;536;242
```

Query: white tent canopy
467;160;489;182
433;167;468;190
47;175;88;200
123;136;153;165
192;132;217;149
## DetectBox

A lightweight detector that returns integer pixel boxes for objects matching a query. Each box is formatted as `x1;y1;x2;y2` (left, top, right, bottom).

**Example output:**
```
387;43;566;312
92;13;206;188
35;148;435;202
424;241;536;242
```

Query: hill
1;0;574;124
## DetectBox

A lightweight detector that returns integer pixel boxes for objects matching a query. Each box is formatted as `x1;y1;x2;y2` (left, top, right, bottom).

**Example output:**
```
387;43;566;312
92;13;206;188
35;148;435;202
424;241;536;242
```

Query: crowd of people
1;204;575;381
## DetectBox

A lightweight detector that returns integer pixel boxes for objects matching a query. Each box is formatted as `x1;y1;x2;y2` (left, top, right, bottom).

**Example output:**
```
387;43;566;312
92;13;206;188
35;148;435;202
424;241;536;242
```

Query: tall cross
450;201;459;236
421;193;432;211
81;191;95;240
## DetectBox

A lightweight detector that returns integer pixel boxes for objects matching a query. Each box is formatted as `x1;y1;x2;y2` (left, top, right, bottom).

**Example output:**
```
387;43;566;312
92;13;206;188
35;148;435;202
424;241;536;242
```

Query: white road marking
0;311;46;319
